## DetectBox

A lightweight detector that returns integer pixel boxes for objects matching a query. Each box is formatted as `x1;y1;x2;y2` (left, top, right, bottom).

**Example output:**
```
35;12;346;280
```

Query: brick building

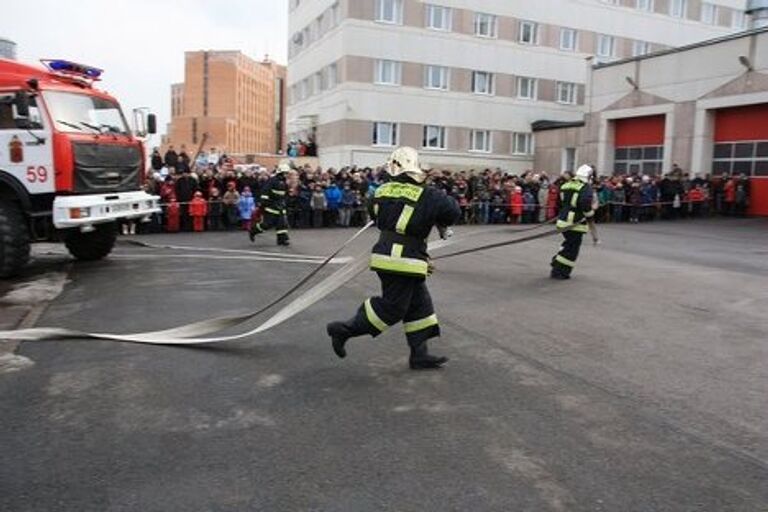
166;51;286;159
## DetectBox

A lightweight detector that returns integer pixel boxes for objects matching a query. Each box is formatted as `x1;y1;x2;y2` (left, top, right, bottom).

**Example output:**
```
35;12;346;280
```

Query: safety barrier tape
0;221;561;345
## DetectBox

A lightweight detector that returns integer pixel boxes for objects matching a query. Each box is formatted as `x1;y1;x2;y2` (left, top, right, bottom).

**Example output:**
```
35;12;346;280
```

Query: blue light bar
41;59;103;79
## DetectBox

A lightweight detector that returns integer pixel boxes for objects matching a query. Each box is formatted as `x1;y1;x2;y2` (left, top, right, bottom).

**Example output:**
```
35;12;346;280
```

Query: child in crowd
339;183;356;227
510;186;523;224
166;195;180;233
629;180;642;223
189;191;208;232
522;188;536;224
311;184;327;228
238;186;256;231
222;181;240;230
207;188;224;231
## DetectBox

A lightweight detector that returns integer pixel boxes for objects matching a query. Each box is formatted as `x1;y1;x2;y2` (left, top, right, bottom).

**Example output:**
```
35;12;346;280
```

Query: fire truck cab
0;58;159;277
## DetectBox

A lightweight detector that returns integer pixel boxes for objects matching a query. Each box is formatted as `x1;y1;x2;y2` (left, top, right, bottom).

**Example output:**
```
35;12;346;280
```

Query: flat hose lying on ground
0;221;562;344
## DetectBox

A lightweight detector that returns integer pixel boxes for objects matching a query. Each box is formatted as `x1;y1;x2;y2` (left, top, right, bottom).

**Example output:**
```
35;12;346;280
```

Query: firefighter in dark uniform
326;147;461;370
249;163;291;246
550;165;596;280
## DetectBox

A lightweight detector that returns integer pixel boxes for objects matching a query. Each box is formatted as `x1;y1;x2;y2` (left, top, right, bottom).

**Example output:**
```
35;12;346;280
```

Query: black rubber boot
327;321;352;359
408;340;448;370
409;354;449;370
277;234;290;246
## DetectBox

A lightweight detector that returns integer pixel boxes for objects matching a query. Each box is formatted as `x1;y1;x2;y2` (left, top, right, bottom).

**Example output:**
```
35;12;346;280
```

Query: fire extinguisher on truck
0;58;160;277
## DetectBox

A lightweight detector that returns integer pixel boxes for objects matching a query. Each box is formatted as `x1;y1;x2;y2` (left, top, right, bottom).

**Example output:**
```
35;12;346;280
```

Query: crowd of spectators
132;147;752;235
286;139;317;158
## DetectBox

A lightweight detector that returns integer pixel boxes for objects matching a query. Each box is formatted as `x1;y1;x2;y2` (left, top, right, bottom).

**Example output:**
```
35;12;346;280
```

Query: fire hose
0;220;579;345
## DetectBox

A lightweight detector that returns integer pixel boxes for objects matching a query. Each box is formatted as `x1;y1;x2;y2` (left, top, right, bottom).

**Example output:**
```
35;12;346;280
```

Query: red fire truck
0;58;159;277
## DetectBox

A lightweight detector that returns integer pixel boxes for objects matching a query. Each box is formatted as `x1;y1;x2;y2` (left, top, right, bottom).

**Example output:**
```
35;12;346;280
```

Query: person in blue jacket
238;186;256;231
324;181;342;226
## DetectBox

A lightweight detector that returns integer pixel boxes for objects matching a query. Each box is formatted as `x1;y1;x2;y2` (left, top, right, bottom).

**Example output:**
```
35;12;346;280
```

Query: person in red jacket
546;182;559;220
166;195;180;233
510;186;523;224
688;184;706;217
189;191;208;232
723;176;736;215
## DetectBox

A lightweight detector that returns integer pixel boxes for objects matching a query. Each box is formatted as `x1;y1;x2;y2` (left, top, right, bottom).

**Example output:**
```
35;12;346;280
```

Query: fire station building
533;25;768;216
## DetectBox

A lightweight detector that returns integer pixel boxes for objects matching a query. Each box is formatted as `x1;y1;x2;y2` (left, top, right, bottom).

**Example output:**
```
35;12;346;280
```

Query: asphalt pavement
1;218;767;511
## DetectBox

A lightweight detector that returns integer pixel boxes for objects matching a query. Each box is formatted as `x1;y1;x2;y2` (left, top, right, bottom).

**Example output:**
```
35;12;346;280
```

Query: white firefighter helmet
276;163;291;175
386;146;426;183
575;164;594;183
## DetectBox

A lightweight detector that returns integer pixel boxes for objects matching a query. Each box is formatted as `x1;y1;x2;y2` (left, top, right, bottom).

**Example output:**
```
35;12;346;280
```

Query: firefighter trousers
551;230;583;278
250;211;289;243
344;272;440;355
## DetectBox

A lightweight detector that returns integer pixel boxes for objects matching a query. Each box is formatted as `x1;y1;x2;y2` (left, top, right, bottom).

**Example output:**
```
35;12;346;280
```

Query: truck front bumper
53;191;161;230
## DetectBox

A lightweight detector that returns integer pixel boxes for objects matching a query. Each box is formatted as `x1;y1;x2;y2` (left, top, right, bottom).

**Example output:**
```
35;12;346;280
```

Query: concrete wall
533;126;585;173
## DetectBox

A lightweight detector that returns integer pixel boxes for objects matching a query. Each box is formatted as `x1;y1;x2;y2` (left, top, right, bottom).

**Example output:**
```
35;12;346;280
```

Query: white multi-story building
287;0;747;170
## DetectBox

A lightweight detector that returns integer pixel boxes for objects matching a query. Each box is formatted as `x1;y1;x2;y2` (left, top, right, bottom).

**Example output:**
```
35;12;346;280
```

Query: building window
331;3;340;26
701;2;717;24
632;40;651;56
315;71;324;93
712;141;768;177
556;82;577;104
614;146;664;175
474;13;497;38
597;34;616;60
326;63;338;89
513;133;533;155
298;79;309;100
732;10;746;29
373;122;398;146
636;0;653;12
424;65;449;90
560;28;577;51
375;60;402;85
519;21;539;45
376;0;403;24
517;77;537;100
423;125;447;149
470;130;492;152
472;71;494;95
563;147;576;173
425;4;452;31
670;0;687;18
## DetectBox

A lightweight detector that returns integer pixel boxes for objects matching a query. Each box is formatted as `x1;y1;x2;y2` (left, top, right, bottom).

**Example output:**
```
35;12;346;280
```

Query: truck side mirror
14;92;30;118
147;113;157;135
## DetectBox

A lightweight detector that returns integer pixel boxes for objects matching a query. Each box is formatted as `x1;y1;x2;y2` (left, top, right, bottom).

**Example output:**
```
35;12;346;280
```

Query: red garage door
712;103;768;216
613;115;666;175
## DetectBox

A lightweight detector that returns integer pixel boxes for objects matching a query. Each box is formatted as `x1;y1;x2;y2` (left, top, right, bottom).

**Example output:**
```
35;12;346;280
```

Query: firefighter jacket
369;177;461;277
556;179;595;233
260;176;288;216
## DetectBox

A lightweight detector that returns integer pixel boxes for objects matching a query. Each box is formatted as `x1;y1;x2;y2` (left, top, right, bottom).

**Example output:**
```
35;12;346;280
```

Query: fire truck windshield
43;91;130;136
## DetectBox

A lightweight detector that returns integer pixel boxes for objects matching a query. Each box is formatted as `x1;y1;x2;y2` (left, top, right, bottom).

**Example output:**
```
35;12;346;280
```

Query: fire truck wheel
0;200;31;278
65;222;117;261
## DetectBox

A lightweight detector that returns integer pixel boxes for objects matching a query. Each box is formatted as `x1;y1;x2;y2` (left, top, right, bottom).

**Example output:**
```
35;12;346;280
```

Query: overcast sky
3;0;288;145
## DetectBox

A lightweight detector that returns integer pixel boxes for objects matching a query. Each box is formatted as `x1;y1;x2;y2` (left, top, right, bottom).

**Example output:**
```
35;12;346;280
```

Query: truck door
0;92;55;197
